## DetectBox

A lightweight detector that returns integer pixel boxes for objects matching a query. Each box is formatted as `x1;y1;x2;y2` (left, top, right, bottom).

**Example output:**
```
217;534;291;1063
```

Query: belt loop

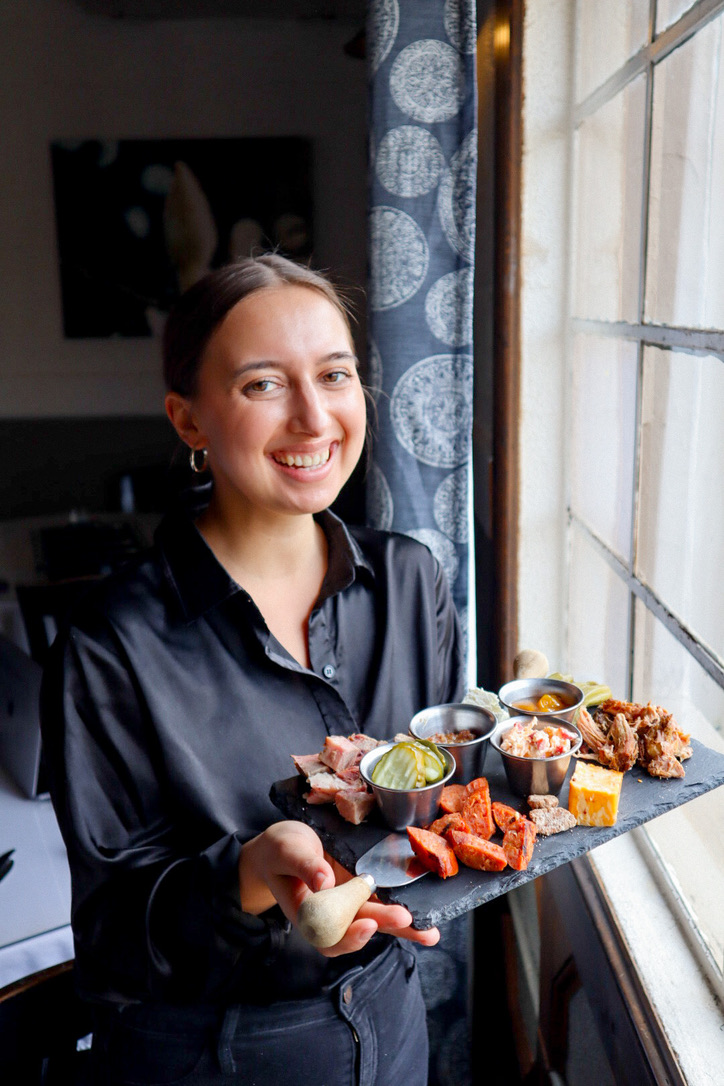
402;944;417;979
216;1004;241;1075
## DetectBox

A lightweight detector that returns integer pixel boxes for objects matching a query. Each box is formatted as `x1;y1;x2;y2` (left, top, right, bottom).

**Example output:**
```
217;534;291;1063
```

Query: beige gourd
296;873;376;948
512;649;549;680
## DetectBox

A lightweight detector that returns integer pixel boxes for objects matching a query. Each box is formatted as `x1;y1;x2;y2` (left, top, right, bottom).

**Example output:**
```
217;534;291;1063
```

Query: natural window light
567;0;724;996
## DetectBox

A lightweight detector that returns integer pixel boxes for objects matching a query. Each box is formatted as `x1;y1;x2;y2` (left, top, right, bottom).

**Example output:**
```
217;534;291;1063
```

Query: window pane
645;15;724;327
572;76;646;322
570;334;637;561
637;347;724;663
633;600;724;969
575;0;649;102
567;525;630;694
656;0;696;34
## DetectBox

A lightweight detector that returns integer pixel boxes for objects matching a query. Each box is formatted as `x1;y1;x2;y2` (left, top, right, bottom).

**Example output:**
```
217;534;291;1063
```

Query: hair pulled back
162;253;355;398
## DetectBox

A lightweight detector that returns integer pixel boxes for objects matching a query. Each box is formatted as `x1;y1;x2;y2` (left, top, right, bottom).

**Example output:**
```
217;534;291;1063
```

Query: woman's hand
239;821;440;956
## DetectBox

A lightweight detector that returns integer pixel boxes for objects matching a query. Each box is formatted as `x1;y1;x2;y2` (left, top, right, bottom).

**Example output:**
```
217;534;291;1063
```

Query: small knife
0;849;15;883
297;834;429;948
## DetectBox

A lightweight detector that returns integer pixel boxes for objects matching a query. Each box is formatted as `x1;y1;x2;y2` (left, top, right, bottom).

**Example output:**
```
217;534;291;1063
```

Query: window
567;0;724;989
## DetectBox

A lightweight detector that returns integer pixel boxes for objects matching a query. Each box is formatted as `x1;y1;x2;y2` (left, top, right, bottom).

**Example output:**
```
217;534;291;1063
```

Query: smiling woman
40;254;465;1086
164;262;368;668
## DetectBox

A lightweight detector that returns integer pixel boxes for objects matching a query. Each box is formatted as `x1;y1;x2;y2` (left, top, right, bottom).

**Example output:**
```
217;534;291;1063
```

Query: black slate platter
270;737;724;929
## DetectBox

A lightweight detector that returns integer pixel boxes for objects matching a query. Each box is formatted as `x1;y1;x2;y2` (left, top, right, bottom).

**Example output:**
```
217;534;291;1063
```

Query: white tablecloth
0;925;74;990
0;767;73;990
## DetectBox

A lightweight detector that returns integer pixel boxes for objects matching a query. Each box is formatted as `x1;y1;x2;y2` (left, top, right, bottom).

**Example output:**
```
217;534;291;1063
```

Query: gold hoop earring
189;447;209;473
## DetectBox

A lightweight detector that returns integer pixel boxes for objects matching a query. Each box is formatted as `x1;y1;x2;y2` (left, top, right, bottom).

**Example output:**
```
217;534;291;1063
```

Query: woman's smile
270;444;333;470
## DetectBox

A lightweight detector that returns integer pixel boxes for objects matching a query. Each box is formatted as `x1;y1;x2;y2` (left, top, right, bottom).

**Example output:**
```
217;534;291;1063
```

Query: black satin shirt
40;501;465;1007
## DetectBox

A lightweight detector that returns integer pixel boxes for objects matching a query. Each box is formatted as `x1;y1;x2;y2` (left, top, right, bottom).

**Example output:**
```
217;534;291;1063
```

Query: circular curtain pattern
375;125;446;198
368;0;400;76
437;128;477;263
434;466;469;543
390;354;473;469
369;206;429;311
425;267;474;346
390;40;466;123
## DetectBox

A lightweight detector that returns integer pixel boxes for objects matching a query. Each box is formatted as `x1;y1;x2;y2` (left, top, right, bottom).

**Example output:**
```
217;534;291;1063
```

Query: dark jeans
89;941;428;1086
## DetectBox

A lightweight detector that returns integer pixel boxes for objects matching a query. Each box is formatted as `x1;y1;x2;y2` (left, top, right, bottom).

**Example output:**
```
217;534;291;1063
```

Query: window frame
566;0;724;1001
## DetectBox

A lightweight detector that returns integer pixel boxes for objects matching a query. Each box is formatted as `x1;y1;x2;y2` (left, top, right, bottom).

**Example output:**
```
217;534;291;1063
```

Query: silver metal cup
359;743;456;831
497;678;584;724
490;715;583;797
409;703;496;784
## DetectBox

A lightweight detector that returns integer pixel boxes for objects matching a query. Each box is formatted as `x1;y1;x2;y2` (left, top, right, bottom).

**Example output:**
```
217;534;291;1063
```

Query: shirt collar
155;501;374;624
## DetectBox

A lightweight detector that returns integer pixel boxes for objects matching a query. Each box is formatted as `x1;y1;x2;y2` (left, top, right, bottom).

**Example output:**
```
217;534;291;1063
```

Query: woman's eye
245;378;278;394
322;370;350;385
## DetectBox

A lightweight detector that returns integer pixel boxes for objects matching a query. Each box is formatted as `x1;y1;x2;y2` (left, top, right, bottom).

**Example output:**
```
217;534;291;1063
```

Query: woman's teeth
274;448;331;468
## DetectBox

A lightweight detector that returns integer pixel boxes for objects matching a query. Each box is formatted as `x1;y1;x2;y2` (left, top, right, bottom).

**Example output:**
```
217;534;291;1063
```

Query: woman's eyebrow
230;351;357;380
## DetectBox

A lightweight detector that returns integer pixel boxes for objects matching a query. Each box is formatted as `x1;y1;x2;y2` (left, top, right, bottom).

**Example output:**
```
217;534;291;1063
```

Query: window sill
590;831;724;1085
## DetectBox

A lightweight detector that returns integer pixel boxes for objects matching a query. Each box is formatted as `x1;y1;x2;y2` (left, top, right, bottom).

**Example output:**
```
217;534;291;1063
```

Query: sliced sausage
406;826;459;879
439;784;467;814
492;801;526;833
502;820;536;871
461;779;495;840
448;829;508;872
428;812;470;838
465;777;490;795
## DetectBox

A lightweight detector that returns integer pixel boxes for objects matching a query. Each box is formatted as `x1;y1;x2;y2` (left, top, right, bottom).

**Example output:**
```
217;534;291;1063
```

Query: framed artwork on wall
50;136;313;338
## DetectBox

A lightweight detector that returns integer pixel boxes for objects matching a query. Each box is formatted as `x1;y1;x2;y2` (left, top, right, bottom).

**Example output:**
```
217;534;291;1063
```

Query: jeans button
342;985;353;1005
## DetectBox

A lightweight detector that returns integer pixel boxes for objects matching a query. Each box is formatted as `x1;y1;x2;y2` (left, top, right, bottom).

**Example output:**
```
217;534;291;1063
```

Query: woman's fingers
240;821;335;914
243;821;440;954
358;901;441;945
316;900;440;957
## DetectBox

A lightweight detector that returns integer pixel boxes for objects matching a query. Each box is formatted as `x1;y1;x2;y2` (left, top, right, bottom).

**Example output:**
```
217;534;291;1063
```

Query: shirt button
323;664;336;679
343;985;353;1005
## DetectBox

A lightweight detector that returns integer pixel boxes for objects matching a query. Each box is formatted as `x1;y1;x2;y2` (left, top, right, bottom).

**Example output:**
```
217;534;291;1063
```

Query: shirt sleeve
40;617;289;1004
432;557;467;705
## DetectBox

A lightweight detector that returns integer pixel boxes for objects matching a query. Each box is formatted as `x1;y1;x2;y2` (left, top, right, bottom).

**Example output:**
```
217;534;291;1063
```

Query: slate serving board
270;737;724;929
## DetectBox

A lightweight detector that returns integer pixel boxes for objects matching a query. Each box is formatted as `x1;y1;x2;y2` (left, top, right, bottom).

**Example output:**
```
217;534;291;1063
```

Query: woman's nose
289;382;328;433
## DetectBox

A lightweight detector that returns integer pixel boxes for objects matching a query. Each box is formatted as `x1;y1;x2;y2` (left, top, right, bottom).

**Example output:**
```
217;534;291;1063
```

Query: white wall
0;0;367;418
518;0;574;670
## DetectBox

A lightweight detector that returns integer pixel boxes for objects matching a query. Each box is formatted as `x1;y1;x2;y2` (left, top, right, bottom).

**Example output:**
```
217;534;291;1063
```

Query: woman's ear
165;391;204;449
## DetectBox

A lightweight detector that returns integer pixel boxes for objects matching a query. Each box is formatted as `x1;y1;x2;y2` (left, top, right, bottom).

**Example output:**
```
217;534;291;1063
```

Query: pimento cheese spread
500;718;572;758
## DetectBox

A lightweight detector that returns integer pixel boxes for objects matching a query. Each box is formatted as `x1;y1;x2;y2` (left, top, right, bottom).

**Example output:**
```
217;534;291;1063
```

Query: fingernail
313;871;327;892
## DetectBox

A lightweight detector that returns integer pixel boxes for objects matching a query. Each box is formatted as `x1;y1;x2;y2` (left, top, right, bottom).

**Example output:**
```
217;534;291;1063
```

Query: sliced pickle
371;743;418;789
371;741;445;789
408;738;446;782
580;682;612;707
546;673;611;708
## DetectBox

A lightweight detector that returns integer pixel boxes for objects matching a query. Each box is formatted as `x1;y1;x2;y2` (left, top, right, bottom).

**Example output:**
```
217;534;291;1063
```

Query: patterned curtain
365;0;476;626
365;3;477;1085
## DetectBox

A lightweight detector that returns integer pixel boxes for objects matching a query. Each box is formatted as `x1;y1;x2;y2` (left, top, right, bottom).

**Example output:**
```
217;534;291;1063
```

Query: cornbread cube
568;762;623;827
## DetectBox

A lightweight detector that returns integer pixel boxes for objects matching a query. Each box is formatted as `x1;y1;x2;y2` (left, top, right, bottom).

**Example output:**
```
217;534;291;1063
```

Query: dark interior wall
0;417;179;519
0;1;368;530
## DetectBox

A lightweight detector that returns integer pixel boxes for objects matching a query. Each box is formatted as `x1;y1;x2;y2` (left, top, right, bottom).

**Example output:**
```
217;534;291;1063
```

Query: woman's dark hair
162;254;356;397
